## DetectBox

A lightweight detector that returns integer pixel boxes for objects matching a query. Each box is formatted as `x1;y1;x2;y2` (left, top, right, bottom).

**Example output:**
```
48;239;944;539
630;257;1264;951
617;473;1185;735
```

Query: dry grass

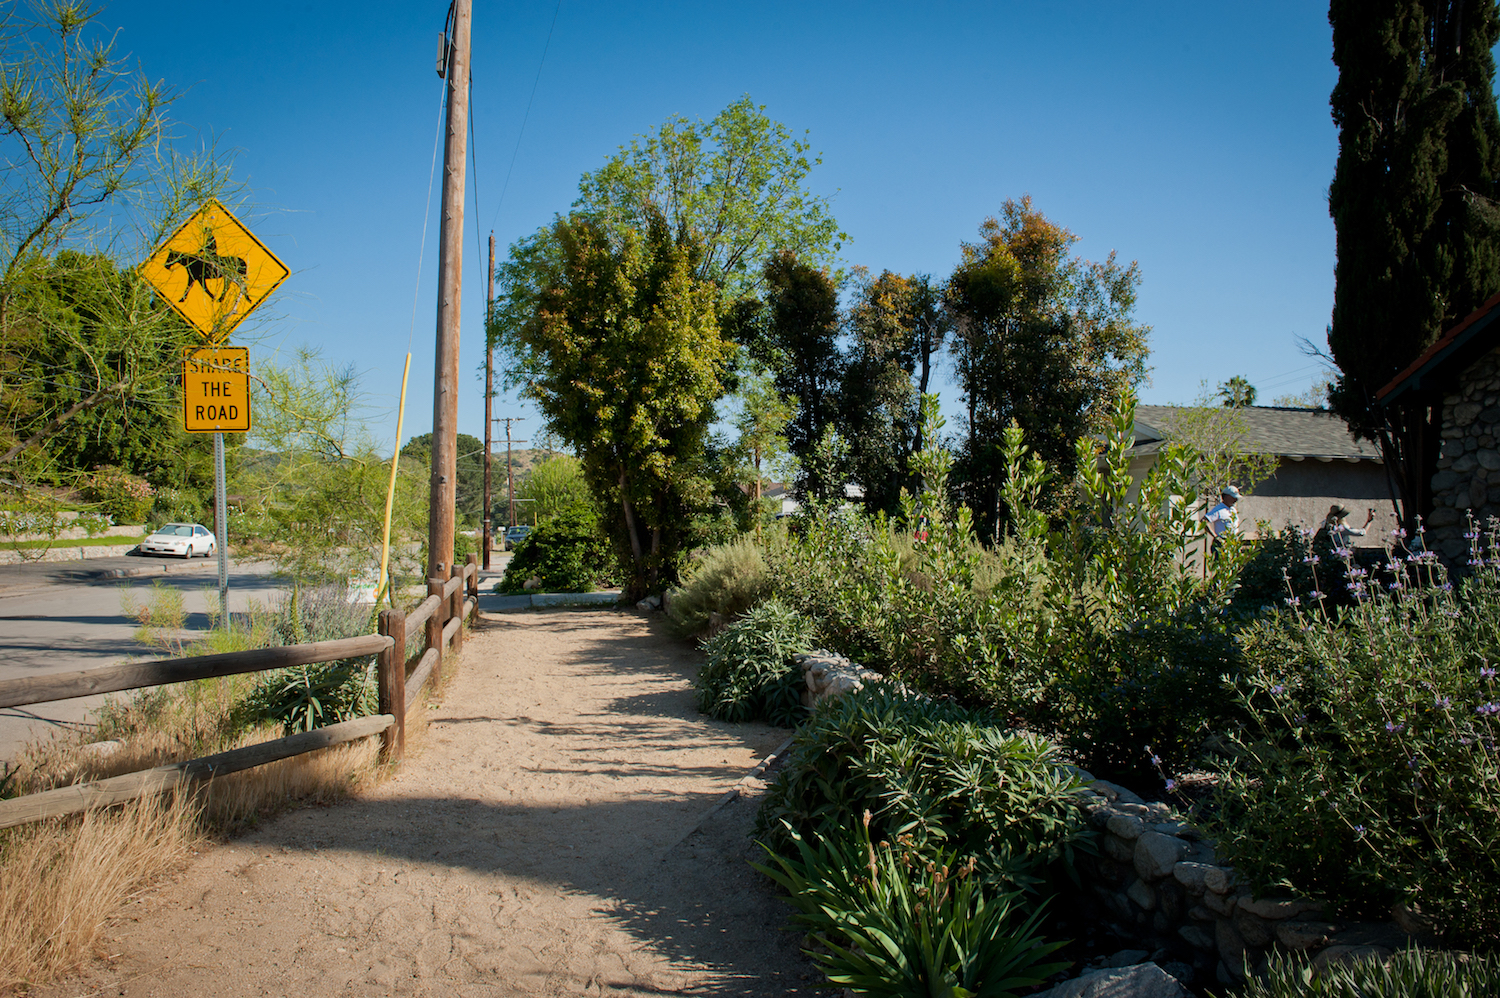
0;612;471;992
0;687;391;992
0;793;200;991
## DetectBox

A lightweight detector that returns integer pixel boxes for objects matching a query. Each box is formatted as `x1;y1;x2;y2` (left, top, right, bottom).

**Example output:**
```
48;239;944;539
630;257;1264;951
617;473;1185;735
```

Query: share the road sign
183;346;251;433
140;200;288;342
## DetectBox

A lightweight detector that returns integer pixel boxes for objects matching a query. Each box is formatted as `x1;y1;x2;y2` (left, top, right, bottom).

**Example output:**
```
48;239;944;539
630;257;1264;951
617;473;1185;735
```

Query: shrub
232;586;379;736
498;506;611;594
1052;604;1245;783
1209;530;1500;946
694;597;816;725
1231;523;1319;613
83;466;154;524
148;487;204;529
73;511;113;537
755;818;1067;998
666;533;772;636
756;685;1095;895
1228;947;1500;998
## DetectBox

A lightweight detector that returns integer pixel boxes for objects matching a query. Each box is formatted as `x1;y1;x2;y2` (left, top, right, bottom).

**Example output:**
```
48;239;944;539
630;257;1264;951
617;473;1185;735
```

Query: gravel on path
36;607;829;997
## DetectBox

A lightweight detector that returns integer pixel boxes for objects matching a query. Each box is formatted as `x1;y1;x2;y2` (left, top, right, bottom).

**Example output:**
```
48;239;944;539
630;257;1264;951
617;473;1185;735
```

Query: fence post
377;607;406;761
466;552;479;608
450;564;465;655
427;576;445;686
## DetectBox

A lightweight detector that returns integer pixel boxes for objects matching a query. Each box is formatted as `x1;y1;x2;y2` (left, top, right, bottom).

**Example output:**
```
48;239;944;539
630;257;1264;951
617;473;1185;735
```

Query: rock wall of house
1428;344;1500;561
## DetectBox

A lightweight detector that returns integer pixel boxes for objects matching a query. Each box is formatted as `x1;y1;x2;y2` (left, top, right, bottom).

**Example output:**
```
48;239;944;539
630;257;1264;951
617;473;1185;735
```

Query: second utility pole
428;0;471;583
482;231;494;570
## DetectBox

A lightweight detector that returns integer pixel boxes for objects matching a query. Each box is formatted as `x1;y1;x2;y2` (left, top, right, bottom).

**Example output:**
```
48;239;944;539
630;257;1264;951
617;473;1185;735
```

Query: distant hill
490;447;570;483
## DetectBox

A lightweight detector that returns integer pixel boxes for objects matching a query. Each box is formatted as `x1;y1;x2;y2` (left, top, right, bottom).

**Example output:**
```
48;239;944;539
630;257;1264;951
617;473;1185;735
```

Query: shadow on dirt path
35;608;830;998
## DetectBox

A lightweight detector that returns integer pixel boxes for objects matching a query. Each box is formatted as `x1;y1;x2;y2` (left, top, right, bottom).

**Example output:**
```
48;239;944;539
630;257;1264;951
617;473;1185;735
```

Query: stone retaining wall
1072;778;1421;989
795;653;1427;991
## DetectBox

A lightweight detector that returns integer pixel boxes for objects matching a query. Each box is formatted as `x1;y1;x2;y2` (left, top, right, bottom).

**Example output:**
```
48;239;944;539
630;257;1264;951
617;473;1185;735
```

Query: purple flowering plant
1211;520;1500;946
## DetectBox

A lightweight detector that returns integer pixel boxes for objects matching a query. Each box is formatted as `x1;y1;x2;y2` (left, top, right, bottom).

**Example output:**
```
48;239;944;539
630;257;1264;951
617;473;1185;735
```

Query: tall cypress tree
1328;0;1500;527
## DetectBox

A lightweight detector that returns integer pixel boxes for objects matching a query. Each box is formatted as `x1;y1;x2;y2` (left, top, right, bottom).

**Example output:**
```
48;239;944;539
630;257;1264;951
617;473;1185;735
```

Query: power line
407;75;448;354
491;0;562;233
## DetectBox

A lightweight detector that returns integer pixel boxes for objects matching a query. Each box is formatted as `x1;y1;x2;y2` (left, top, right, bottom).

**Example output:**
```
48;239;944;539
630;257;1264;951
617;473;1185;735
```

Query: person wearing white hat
1204;485;1241;552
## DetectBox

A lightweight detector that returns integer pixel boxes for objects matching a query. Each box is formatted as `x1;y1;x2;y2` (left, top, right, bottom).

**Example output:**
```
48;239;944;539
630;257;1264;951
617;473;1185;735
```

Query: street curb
476;590;625;612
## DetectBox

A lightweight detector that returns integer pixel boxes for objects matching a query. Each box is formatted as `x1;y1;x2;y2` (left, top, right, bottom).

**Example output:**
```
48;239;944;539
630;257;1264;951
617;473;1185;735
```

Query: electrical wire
491;0;562;232
468;75;483;271
408;69;449;353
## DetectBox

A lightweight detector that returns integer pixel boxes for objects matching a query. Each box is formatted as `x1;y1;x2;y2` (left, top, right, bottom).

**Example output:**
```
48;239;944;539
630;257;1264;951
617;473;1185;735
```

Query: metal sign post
214;431;229;626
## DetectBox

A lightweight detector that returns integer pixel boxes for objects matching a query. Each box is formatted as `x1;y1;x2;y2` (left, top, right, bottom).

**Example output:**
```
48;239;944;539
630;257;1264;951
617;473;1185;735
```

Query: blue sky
104;0;1346;451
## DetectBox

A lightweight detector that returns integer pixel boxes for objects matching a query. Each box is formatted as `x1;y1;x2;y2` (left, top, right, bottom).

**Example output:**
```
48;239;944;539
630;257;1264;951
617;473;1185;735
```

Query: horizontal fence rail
0;555;482;829
0;714;395;830
0;635;393;710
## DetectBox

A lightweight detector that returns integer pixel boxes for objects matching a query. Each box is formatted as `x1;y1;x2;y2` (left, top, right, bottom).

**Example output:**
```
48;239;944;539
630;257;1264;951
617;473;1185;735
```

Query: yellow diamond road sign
140;200;288;342
183;346;250;433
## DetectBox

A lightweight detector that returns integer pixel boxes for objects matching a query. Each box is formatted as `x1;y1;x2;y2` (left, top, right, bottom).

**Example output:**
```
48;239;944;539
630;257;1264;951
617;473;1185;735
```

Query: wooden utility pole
482;231;494;570
427;0;471;582
493;416;526;527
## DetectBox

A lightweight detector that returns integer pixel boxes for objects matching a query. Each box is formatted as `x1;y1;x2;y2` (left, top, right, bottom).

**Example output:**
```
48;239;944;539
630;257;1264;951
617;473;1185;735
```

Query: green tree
0;251;221;492
841;269;950;514
1160;384;1279;506
514;451;590;525
732;363;794;521
402;431;485;527
239;348;425;585
1218;375;1257;408
572;95;844;301
0;2;238;471
744;251;847;503
500;214;733;596
945;197;1150;540
1327;0;1500;527
492;98;845;589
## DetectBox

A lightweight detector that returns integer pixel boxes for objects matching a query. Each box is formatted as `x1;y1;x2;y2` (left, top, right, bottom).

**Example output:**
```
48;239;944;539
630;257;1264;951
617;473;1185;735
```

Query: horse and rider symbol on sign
164;232;254;309
139;199;288;342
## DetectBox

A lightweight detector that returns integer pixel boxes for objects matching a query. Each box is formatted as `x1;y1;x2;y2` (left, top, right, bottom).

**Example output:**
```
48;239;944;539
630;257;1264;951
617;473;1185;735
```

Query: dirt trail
39;608;828;997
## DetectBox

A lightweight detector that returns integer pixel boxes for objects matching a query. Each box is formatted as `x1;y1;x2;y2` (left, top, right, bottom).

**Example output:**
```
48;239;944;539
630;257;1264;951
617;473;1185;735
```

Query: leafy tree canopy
841;269;950;514
492;98;841;592
514;451;590;525
573;95;845;301
0;1;239;479
491;96;845;357
945;197;1150;538
502;213;734;595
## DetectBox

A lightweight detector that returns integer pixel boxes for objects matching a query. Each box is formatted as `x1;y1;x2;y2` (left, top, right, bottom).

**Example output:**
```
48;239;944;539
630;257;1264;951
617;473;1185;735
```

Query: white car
140;522;217;559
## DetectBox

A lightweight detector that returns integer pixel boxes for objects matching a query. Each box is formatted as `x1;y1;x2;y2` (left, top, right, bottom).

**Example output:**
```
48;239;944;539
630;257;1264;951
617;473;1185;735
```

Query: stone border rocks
794;654;1433;993
1073;778;1424;988
795;649;883;709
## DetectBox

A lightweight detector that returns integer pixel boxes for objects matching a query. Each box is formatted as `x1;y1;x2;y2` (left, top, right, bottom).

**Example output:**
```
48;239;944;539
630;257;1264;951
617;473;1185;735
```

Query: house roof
1378;289;1500;403
1131;404;1382;462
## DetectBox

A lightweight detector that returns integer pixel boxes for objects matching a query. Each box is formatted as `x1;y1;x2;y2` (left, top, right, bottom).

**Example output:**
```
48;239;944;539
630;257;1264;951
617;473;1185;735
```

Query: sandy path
39;608;828;997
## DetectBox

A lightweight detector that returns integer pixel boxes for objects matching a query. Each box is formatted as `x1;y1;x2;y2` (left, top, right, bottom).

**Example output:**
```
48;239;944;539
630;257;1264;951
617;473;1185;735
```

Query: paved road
0;554;287;763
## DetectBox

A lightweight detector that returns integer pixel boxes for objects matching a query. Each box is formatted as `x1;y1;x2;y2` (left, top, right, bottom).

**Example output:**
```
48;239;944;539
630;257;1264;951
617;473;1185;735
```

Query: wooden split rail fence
0;555;482;830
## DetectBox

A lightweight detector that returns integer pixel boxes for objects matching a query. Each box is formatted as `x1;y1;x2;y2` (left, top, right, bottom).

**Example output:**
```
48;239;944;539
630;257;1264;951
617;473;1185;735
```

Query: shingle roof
1131;405;1382;462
